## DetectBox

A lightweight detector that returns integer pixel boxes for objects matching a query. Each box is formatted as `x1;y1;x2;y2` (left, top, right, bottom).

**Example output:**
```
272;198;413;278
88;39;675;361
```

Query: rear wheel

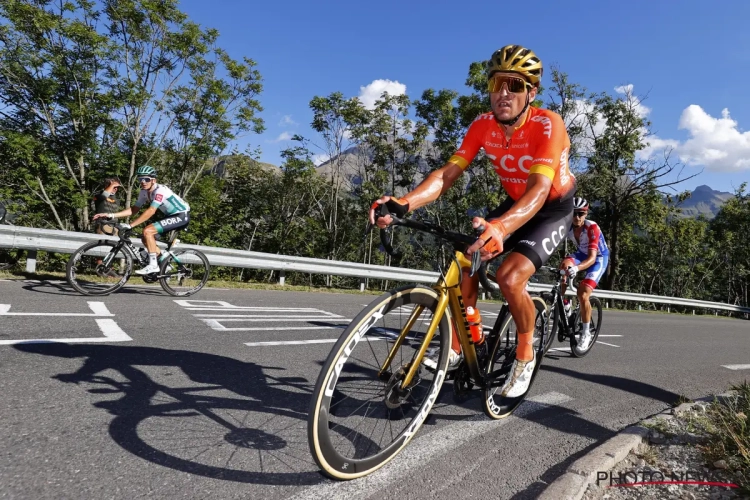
159;249;210;297
308;285;450;480
66;241;131;295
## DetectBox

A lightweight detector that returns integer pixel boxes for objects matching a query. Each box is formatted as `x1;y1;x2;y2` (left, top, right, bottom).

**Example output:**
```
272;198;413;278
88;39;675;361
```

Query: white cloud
669;106;750;171
358;79;407;110
279;115;298;127
614;84;651;118
272;131;292;142
312;154;331;166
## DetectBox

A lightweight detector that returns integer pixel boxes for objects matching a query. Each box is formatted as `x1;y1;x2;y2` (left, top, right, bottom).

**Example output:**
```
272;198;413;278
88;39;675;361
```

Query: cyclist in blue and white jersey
560;197;609;349
93;165;190;275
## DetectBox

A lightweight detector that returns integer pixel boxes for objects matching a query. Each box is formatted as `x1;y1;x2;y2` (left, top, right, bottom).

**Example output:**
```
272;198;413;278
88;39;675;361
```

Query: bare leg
495;253;537;361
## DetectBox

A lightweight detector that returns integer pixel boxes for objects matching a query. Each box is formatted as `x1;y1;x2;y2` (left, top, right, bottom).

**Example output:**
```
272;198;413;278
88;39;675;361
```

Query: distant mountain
315;141;441;191
300;147;736;220
669;185;733;219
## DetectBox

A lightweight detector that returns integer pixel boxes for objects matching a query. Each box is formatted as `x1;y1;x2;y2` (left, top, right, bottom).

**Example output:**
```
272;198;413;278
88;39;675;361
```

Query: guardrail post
279;270;285;286
25;250;37;273
667;306;670;313
638;304;641;311
359;278;365;293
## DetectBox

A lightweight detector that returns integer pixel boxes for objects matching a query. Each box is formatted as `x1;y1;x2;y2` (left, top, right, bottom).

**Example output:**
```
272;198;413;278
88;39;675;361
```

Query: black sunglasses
574;211;587;217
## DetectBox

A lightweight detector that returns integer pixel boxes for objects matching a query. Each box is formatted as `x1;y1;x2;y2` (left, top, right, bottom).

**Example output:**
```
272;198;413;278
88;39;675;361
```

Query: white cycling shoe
135;264;160;275
577;331;593;351
499;351;536;398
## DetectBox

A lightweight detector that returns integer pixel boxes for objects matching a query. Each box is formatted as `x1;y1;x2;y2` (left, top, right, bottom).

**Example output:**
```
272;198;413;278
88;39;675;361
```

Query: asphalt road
1;278;748;499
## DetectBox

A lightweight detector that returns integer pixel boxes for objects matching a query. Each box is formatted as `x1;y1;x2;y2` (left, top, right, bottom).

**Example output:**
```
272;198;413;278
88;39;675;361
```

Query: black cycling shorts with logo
154;212;190;235
485;193;574;270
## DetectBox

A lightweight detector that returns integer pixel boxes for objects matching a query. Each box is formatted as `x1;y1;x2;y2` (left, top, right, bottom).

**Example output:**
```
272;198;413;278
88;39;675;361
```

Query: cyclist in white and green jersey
93;165;191;275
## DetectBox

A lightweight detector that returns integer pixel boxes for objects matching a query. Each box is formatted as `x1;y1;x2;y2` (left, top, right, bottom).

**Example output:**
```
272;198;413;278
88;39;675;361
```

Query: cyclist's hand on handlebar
92;213;111;221
119;223;131;230
466;217;505;262
566;265;578;279
369;196;409;228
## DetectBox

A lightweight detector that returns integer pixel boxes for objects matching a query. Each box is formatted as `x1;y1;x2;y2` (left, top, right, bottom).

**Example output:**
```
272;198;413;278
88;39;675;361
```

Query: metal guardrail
2;225;749;314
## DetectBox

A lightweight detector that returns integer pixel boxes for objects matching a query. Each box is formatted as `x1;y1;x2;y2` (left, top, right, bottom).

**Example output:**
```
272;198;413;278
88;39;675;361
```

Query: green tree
579;86;698;289
0;0;119;230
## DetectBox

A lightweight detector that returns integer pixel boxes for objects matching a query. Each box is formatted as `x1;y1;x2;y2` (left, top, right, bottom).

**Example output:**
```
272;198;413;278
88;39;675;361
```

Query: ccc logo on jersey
486;153;533;173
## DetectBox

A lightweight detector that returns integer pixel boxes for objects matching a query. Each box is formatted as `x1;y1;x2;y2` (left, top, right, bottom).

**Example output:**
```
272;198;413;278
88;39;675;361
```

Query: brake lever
373;203;403;259
468;224;485;278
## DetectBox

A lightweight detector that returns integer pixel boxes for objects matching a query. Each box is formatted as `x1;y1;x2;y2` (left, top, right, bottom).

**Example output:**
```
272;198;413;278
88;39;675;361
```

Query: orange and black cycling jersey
448;106;575;202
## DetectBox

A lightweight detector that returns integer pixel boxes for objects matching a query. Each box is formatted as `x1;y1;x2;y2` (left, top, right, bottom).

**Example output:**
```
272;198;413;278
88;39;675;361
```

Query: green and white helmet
136;165;157;177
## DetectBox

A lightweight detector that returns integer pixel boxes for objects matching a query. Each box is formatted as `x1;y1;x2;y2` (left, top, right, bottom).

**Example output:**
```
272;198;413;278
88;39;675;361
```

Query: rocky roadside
580;397;747;500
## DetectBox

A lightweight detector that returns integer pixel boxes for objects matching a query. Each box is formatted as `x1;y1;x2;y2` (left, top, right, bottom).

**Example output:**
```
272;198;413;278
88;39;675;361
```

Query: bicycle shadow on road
20;280;166;296
13;343;327;486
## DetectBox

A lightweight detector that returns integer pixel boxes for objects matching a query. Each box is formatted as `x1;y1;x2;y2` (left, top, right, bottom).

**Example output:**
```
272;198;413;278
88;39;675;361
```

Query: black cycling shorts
485;193;574;270
154;212;190;234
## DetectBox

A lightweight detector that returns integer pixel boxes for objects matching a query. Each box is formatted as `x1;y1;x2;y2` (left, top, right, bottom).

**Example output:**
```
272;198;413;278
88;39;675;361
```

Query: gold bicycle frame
378;250;484;389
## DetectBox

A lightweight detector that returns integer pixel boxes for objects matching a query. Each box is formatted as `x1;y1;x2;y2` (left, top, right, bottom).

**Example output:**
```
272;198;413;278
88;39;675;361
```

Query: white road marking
0;301;130;345
175;299;320;311
293;391;572;500
192;315;346;320
722;364;750;370
200;319;348;332
245;338;388;347
595;341;620;347
0;301;114;317
87;302;112;316
0;318;132;345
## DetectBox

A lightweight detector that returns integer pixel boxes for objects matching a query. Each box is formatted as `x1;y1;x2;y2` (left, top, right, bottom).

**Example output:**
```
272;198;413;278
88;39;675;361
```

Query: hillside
670;184;733;219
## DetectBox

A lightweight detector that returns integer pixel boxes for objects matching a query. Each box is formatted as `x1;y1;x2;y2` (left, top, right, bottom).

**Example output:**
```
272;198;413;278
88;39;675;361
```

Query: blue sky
181;0;749;193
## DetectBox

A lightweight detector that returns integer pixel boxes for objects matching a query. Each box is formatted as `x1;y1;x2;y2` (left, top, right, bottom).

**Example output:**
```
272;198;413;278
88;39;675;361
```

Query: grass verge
696;382;750;495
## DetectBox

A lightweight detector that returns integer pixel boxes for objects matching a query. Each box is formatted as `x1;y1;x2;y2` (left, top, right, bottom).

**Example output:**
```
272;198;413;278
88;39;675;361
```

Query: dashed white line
722;364;750;370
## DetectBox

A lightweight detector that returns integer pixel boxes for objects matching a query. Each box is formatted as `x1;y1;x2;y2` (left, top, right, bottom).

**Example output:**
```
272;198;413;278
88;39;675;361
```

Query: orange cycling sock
517;331;534;361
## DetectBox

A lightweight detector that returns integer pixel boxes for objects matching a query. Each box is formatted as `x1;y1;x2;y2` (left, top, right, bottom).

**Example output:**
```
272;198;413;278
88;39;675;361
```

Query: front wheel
159;249;210;297
66;241;132;295
307;285;451;480
570;296;603;357
482;297;546;419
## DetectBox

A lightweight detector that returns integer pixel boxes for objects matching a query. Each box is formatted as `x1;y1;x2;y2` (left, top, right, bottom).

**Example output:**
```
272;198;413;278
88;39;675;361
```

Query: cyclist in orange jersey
370;45;576;398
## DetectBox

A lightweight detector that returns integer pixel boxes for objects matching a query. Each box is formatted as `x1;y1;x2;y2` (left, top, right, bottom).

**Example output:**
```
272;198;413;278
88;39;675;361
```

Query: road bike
307;214;550;480
66;220;210;297
536;265;603;357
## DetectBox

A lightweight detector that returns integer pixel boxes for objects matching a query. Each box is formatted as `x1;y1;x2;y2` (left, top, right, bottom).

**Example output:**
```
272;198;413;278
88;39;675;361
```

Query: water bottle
139;248;149;264
466;306;483;344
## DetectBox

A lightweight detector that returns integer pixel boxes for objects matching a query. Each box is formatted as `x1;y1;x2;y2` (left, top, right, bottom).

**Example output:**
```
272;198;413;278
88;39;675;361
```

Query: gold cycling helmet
487;45;543;87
